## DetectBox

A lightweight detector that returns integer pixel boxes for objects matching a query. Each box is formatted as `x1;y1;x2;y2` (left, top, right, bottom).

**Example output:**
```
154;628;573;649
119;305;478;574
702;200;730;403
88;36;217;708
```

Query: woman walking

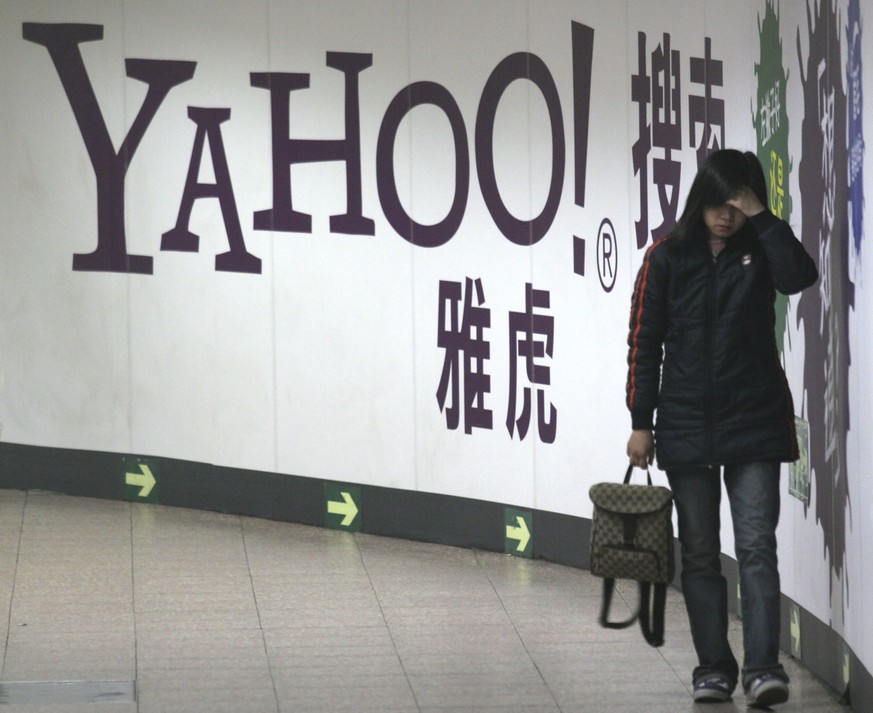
625;149;818;706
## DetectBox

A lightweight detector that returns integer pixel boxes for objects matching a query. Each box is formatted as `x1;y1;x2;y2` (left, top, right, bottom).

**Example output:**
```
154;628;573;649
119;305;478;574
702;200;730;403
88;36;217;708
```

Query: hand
627;429;655;469
726;186;765;218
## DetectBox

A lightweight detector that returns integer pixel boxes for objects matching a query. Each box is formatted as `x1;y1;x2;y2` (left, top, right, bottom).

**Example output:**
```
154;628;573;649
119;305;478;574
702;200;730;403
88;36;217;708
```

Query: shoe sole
693;688;732;703
694;692;731;703
748;681;789;707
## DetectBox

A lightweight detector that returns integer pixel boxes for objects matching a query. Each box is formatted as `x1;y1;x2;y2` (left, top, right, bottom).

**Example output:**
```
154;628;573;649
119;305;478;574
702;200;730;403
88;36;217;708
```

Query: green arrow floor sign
504;508;532;558
123;457;159;502
790;603;802;659
737;582;742;619
325;484;361;532
843;645;851;690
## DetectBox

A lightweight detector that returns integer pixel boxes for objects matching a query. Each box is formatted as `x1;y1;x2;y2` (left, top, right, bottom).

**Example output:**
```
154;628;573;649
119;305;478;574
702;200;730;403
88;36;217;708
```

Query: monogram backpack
589;465;675;647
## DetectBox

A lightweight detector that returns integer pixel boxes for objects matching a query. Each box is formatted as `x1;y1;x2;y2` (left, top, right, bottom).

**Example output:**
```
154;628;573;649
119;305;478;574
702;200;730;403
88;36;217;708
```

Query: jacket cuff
749;210;780;234
631;409;655;430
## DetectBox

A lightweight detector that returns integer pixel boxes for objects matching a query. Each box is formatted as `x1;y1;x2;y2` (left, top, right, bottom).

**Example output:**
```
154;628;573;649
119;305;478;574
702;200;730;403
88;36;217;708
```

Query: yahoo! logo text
23;22;595;275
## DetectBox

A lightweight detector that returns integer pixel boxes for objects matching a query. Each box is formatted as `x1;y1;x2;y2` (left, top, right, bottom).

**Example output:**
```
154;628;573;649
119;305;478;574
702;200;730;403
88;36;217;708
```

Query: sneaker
745;673;790;707
693;673;734;703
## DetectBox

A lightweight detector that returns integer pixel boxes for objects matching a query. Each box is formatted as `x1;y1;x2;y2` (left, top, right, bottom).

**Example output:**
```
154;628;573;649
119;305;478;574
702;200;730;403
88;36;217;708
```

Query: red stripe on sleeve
627;239;666;409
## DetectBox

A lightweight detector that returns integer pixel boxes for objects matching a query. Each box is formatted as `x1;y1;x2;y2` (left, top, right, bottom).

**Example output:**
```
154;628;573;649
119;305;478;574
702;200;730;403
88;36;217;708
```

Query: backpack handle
623;464;654;486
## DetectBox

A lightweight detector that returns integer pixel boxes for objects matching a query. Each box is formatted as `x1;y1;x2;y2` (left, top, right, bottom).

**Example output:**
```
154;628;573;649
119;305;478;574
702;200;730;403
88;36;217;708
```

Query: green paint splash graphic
754;0;792;356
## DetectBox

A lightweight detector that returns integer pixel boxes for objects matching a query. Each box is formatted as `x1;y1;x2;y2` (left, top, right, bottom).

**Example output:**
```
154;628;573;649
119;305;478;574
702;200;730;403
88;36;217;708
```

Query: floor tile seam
656;642;694;698
1;491;28;680
649;586;703;697
473;549;565;713
239;516;283;713
353;533;423;712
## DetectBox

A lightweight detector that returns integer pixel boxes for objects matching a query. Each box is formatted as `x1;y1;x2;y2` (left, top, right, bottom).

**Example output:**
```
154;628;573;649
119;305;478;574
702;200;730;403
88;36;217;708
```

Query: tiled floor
0;489;847;712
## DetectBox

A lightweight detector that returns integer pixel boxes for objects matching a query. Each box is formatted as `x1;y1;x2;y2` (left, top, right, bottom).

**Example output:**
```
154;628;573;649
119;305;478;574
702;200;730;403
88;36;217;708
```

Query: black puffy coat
626;211;818;469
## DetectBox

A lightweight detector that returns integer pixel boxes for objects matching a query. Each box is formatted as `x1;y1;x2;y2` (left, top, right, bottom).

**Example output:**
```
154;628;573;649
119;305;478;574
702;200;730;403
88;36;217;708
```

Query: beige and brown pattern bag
589;465;674;647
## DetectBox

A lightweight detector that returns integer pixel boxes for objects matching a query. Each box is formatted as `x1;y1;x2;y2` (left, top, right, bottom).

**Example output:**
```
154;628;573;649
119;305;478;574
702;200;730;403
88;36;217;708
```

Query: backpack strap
638;581;667;647
599;579;667;647
598;578;639;630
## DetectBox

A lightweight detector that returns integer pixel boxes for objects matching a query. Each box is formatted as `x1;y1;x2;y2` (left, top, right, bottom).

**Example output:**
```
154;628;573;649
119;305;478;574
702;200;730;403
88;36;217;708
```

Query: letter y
23;23;196;273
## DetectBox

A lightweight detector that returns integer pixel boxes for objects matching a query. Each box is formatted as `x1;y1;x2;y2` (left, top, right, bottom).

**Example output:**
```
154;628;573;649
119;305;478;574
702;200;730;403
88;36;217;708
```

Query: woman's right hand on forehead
727;186;766;218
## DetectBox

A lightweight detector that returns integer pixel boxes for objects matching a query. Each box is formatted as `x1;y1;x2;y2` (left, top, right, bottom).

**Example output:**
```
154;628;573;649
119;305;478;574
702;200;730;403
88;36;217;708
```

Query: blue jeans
667;462;787;688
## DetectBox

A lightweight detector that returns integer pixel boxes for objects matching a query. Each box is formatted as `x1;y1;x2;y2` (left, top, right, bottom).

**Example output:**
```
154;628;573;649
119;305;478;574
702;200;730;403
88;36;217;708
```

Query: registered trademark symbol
596;218;617;292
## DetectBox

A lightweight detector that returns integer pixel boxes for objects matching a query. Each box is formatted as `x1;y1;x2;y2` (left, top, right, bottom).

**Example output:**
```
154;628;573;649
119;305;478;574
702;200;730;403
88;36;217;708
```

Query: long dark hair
669;149;768;246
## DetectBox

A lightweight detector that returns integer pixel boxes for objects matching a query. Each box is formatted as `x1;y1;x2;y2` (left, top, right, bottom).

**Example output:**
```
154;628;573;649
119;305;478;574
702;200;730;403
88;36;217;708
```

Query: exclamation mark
572;22;594;277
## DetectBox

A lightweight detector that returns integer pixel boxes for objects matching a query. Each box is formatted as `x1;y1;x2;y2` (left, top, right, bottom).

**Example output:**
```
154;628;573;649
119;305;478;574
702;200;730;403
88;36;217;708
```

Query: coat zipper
704;252;717;466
